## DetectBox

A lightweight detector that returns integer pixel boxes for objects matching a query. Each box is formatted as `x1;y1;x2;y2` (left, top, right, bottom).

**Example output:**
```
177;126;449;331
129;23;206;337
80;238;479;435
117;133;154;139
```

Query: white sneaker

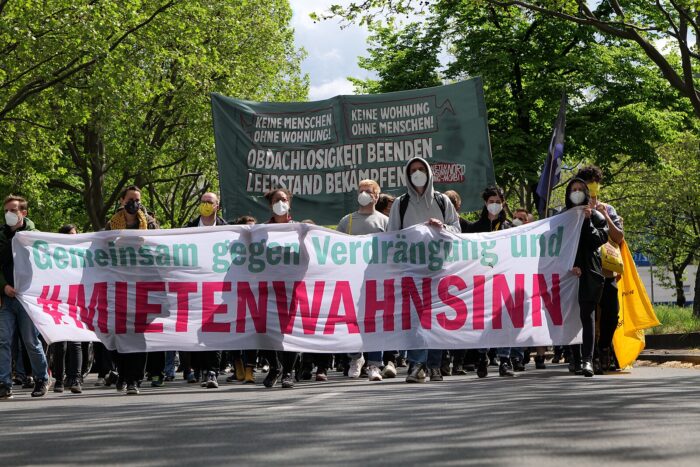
348;356;365;378
382;361;397;378
368;365;383;381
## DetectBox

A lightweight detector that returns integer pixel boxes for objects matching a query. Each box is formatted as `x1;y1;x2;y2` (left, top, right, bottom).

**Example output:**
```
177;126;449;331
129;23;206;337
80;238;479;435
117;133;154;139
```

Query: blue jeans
164;351;178;378
0;296;49;386
407;349;443;368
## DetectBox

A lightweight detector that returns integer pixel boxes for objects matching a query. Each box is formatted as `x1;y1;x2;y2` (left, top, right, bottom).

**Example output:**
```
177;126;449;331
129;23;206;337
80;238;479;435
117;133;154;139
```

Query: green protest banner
211;79;495;225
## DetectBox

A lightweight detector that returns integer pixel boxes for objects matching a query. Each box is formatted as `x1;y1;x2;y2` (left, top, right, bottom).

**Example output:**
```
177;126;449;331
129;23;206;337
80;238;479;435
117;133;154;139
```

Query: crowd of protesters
0;158;624;398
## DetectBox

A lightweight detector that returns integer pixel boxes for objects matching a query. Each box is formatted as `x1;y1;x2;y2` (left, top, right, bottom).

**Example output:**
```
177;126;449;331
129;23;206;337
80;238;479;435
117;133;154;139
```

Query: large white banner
12;208;585;353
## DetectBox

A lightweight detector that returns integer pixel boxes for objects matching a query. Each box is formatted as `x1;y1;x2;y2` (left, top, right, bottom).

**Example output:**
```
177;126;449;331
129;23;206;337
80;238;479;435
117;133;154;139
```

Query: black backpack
399;191;447;229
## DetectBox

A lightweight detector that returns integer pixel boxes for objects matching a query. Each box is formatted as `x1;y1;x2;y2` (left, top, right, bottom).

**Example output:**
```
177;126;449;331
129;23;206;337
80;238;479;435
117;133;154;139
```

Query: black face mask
124;200;142;215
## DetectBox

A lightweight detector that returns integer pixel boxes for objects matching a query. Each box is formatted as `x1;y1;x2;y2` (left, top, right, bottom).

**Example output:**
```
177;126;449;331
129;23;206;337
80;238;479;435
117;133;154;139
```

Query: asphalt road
2;363;699;466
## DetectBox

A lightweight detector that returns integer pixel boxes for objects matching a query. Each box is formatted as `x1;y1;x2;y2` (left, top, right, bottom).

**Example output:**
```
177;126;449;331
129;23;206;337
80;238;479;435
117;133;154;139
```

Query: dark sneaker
31;379;49;397
452;365;468;376
164;375;175;382
440;363;452;377
476;359;488;378
53;381;64;393
126;383;139;395
151;375;164;388
300;367;313;381
534;356;546;369
512;358;525;372
70;379;83;394
206;371;219;388
116;379;127;392
499;359;515;377
429;368;443;382
281;373;295;388
599;348;611;373
405;363;426;383
104;370;118;387
396;356;407;368
263;368;280;388
22;376;35;389
0;383;13;399
582;361;594;377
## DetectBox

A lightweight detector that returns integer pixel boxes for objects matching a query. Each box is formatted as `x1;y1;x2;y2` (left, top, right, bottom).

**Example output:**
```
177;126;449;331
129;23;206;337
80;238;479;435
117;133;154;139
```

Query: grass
646;305;700;335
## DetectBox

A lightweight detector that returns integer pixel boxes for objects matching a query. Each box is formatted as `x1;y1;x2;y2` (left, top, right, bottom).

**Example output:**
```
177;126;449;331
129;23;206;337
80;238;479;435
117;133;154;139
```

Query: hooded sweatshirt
387;157;460;233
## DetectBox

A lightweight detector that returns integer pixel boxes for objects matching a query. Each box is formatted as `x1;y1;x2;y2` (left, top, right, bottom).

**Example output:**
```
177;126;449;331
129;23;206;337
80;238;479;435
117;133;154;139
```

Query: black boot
498;357;514;377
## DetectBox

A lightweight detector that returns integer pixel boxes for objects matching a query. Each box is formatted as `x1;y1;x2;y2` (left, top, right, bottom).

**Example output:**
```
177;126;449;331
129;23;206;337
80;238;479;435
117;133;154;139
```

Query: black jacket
563;178;609;303
464;206;512;233
185;216;227;228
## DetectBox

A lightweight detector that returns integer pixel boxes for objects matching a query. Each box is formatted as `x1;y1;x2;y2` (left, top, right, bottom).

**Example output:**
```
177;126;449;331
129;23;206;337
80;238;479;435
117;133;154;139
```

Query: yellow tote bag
613;241;660;368
600;240;624;274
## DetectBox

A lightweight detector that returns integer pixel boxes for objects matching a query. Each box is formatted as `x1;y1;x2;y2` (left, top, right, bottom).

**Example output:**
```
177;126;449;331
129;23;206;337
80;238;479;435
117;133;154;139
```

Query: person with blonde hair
336;179;391;381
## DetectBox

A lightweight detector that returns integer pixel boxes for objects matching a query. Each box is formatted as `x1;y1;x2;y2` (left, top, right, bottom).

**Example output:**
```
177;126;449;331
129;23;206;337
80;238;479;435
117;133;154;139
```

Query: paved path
3;364;700;466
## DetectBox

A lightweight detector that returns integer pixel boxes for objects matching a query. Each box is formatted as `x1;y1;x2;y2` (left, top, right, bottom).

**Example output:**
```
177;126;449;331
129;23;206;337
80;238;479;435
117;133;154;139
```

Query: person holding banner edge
562;178;609;377
387;157;460;383
0;195;50;399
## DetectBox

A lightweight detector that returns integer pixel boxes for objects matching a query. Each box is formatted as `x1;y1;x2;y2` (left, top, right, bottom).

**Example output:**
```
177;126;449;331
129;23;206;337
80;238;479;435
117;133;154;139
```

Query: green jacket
0;217;37;294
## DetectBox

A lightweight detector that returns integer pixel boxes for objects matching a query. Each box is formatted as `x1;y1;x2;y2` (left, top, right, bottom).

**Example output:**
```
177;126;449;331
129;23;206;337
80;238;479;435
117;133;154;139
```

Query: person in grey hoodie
387;157;460;383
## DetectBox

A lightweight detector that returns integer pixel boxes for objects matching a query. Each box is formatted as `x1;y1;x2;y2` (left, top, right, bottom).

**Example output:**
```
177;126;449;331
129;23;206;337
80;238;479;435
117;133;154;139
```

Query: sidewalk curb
637;351;700;364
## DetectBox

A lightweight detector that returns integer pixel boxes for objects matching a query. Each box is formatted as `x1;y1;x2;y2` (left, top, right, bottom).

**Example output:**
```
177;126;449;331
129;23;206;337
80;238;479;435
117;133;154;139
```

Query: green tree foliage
335;1;690;213
606;133;700;312
0;0;308;231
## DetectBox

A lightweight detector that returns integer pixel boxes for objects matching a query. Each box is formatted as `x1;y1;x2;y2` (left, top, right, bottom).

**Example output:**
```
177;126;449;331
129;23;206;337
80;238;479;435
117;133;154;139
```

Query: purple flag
536;94;566;218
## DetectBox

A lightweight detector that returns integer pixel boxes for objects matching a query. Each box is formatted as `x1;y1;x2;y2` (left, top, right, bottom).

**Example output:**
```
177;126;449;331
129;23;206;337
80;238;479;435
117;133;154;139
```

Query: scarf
108;208;148;230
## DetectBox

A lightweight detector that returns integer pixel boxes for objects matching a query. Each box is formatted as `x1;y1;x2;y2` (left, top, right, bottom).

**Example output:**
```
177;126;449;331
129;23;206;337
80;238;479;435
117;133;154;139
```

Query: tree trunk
673;269;687;307
694;264;700;318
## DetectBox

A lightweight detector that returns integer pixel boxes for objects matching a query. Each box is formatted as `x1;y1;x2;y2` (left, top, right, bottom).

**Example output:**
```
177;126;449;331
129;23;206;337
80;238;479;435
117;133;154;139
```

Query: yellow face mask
199;202;215;217
587;182;601;197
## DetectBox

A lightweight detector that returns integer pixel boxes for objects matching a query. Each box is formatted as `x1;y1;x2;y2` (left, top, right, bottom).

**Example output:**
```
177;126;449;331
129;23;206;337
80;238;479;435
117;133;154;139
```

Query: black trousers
50;341;82;381
145;351;166;378
261;350;298;373
597;278;620;350
113;351;147;384
180;351;222;374
93;343;115;378
577;300;597;362
301;353;331;372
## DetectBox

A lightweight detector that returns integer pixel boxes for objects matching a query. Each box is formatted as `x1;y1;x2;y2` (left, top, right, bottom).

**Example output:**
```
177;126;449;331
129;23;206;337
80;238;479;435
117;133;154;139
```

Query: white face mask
272;201;289;216
569;191;586;205
410;170;428;187
357;191;373;207
5;211;19;227
486;203;503;216
512;218;523;227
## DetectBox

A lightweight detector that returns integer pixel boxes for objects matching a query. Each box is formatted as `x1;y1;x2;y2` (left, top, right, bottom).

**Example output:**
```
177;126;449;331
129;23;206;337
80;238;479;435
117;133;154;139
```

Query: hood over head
565;177;591;209
404;156;434;206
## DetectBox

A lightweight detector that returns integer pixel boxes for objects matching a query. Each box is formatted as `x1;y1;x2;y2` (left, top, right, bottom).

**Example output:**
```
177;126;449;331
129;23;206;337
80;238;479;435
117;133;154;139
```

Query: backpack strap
433;191;446;220
399;193;410;230
399;192;447;229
